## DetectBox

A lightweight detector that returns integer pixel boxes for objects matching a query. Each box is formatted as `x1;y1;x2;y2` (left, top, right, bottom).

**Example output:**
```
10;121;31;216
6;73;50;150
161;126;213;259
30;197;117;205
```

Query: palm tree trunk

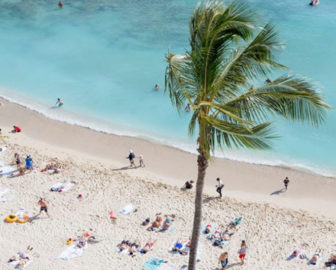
188;149;209;270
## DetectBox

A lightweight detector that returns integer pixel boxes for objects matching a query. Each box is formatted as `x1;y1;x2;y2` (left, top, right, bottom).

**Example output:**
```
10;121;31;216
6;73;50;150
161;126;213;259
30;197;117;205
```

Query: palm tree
165;1;330;269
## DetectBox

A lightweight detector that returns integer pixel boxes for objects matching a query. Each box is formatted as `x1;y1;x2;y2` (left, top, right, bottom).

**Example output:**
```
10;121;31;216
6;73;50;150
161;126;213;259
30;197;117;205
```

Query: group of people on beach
218;240;248;269
126;149;145;168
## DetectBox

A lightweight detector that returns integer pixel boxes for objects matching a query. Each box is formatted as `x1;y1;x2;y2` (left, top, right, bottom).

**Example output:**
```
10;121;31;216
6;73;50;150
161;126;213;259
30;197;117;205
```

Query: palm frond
211;23;286;101
226;75;330;126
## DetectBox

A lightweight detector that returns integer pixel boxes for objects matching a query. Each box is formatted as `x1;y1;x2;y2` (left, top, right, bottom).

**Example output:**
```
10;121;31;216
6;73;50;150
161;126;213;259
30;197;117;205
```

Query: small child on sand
139;155;145;168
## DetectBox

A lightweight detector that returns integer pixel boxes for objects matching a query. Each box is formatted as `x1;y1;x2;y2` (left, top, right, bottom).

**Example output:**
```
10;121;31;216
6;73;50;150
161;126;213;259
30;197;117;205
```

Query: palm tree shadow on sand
270;188;285;195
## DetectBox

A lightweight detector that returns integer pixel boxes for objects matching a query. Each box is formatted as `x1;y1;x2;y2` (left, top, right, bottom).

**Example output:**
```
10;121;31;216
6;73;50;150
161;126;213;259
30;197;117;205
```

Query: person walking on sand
139;155;145;168
219;252;229;270
14;153;21;168
283;177;290;191
37;198;49;218
127;150;136;168
238;240;248;265
216;177;224;197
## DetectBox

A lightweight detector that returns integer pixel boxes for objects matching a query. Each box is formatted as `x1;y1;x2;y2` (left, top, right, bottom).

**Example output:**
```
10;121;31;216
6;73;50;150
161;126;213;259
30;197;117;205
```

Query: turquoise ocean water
0;0;335;176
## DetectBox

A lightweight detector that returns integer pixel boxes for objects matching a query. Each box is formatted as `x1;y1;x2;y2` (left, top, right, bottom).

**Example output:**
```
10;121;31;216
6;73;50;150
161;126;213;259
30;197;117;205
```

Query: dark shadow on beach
29;215;40;223
270;188;285;195
112;166;137;171
203;196;219;204
226;262;242;269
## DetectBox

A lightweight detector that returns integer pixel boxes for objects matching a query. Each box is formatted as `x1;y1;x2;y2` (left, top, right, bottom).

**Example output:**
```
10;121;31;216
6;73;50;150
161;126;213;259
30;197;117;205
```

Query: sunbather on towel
147;214;162;231
129;241;140;256
140;240;156;254
325;254;336;267
8;246;33;263
208;230;221;241
41;163;60;174
180;241;191;255
118;240;130;252
161;216;173;231
204;224;212;234
221;232;231;241
309;249;322;265
172;240;184;253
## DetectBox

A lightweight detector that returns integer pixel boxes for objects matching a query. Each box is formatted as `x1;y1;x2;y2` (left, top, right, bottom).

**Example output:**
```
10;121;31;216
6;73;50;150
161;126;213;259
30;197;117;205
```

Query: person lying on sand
147;214;162;231
142;217;150;226
309;249;322;265
75;233;92;248
160;216;174;231
180;241;191;255
208;229;221;241
172;240;184;253
8;246;33;263
129;241;140;256
204;224;212;234
325;254;336;267
118;240;130;253
140;239;156;254
41;163;60;174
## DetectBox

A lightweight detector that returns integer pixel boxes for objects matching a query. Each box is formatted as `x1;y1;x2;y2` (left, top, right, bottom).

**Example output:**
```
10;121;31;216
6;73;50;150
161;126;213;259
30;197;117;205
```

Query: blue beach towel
143;258;164;270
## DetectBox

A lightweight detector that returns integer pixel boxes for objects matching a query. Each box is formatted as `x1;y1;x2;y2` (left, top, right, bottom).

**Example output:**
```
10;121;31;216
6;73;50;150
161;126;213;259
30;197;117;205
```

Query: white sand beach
0;98;335;270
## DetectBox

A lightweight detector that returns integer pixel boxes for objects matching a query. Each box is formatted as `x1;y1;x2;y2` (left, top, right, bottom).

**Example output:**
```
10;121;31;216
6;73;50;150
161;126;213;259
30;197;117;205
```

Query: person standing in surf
56;98;63;107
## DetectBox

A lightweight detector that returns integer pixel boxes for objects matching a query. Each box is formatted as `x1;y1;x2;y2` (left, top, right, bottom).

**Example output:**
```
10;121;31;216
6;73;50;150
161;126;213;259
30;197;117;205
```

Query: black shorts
40;206;48;212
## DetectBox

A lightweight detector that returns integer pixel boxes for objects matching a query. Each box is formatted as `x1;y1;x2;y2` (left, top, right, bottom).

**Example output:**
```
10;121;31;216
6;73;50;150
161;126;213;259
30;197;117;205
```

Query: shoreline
0;97;336;219
0;90;334;179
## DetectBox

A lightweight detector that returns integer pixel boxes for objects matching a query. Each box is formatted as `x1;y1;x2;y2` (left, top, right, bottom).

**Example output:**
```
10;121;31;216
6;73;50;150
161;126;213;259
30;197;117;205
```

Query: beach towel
16;209;28;218
9;259;33;269
143;257;164;270
0;162;16;176
58;244;87;261
230;217;242;226
157;263;178;270
119;204;135;215
0;187;13;202
50;182;74;192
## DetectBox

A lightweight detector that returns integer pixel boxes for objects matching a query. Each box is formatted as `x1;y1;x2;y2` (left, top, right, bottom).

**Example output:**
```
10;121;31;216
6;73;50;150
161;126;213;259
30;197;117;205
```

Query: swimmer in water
56;98;63;107
58;1;63;8
154;84;160;90
309;0;319;6
185;103;191;112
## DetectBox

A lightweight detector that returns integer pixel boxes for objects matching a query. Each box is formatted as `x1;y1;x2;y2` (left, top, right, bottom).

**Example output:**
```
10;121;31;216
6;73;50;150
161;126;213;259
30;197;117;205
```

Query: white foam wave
0;88;335;178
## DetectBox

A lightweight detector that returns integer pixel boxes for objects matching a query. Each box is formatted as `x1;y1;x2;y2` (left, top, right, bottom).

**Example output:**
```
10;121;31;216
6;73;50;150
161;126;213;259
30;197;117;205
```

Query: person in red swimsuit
12;125;21;133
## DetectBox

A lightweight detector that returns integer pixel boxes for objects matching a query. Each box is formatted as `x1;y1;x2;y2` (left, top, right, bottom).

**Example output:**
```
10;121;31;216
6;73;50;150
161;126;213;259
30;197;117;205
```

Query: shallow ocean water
0;0;335;176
